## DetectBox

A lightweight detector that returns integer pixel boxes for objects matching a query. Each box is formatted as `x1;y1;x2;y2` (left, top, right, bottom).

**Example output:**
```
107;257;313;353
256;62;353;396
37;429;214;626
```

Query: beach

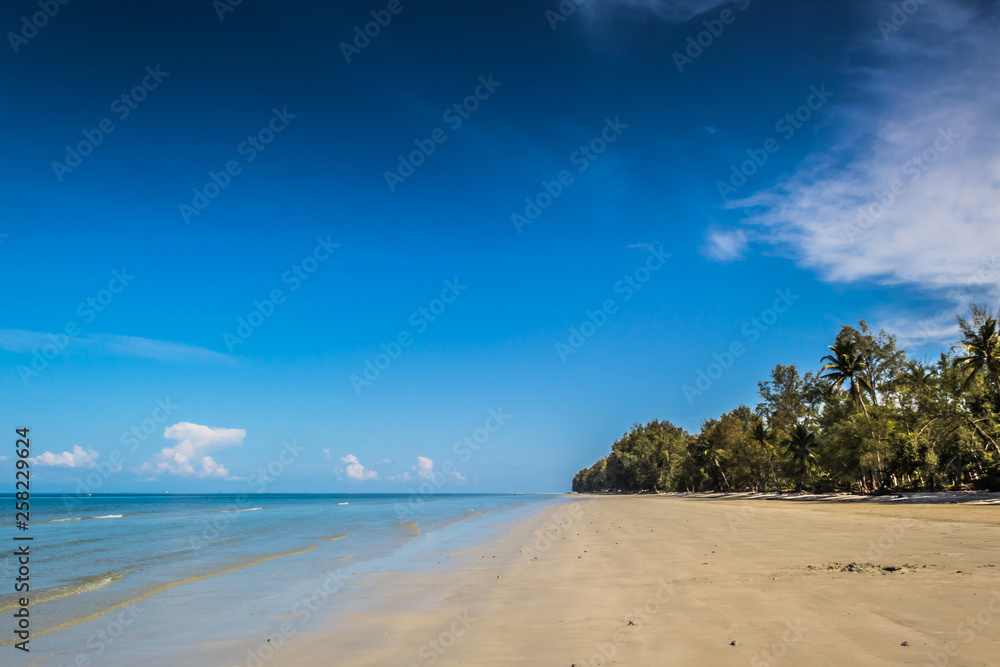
281;494;1000;666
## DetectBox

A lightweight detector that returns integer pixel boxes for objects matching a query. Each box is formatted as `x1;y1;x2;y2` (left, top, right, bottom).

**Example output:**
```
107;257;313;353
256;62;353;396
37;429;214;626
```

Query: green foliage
573;307;1000;494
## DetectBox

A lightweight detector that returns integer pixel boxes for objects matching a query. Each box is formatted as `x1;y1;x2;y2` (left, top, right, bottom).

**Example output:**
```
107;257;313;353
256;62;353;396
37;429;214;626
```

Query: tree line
572;307;1000;494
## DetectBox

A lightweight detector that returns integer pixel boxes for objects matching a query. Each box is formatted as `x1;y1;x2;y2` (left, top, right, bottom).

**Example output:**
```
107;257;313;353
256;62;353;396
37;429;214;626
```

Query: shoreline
582;490;1000;504
277;493;1000;665
11;495;557;667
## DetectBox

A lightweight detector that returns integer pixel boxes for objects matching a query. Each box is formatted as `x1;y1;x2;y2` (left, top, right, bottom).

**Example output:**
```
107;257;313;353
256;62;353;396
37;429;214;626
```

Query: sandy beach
280;494;1000;666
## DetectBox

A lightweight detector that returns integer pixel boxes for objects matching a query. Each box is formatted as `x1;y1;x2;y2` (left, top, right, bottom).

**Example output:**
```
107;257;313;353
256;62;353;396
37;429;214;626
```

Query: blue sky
2;0;998;493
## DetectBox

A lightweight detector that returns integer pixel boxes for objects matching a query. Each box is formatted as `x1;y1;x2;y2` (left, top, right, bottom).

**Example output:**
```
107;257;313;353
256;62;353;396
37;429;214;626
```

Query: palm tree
749;420;781;493
821;338;876;421
900;362;937;396
953;308;1000;398
821;337;882;483
699;439;731;491
782;424;818;491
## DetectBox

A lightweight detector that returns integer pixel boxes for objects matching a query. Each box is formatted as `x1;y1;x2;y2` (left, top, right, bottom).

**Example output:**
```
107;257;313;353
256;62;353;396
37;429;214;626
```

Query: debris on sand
808;562;916;574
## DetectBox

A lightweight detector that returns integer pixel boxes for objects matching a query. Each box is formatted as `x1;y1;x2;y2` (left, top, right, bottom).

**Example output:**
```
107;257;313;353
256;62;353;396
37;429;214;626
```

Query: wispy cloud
581;0;733;24
702;229;748;262
0;330;236;365
734;0;1000;302
138;422;245;479
31;445;99;468
880;312;962;350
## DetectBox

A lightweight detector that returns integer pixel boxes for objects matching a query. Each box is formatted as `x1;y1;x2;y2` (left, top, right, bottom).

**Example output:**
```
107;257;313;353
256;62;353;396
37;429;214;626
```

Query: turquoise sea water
0;493;556;666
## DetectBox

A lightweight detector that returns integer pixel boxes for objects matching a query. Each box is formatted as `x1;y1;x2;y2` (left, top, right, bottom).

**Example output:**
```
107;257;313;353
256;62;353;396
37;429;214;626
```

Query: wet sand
279;494;1000;666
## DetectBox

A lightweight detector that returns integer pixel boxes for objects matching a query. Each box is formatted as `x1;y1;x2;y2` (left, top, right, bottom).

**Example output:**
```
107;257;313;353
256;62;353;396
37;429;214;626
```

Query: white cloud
702;229;748;262
138;422;245;479
322;448;332;461
734;0;1000;303
31;445;98;468
413;456;465;483
341;454;377;481
388;472;412;481
416;456;436;481
879;312;962;350
0;330;236;365
375;458;392;465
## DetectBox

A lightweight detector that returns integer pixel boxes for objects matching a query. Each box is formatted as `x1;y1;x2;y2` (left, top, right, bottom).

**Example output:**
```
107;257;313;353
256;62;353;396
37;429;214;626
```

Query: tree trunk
715;459;731;490
765;448;780;493
990;366;1000;401
960;413;1000;456
858;399;883;490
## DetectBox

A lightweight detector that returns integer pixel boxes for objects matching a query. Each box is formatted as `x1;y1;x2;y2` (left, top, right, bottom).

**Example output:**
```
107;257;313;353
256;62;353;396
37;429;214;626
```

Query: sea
0;493;558;666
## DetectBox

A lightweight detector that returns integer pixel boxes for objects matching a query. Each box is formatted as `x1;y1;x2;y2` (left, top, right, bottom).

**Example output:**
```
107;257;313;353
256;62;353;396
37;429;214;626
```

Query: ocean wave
217;507;263;513
0;541;325;646
40;514;122;524
0;570;124;612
